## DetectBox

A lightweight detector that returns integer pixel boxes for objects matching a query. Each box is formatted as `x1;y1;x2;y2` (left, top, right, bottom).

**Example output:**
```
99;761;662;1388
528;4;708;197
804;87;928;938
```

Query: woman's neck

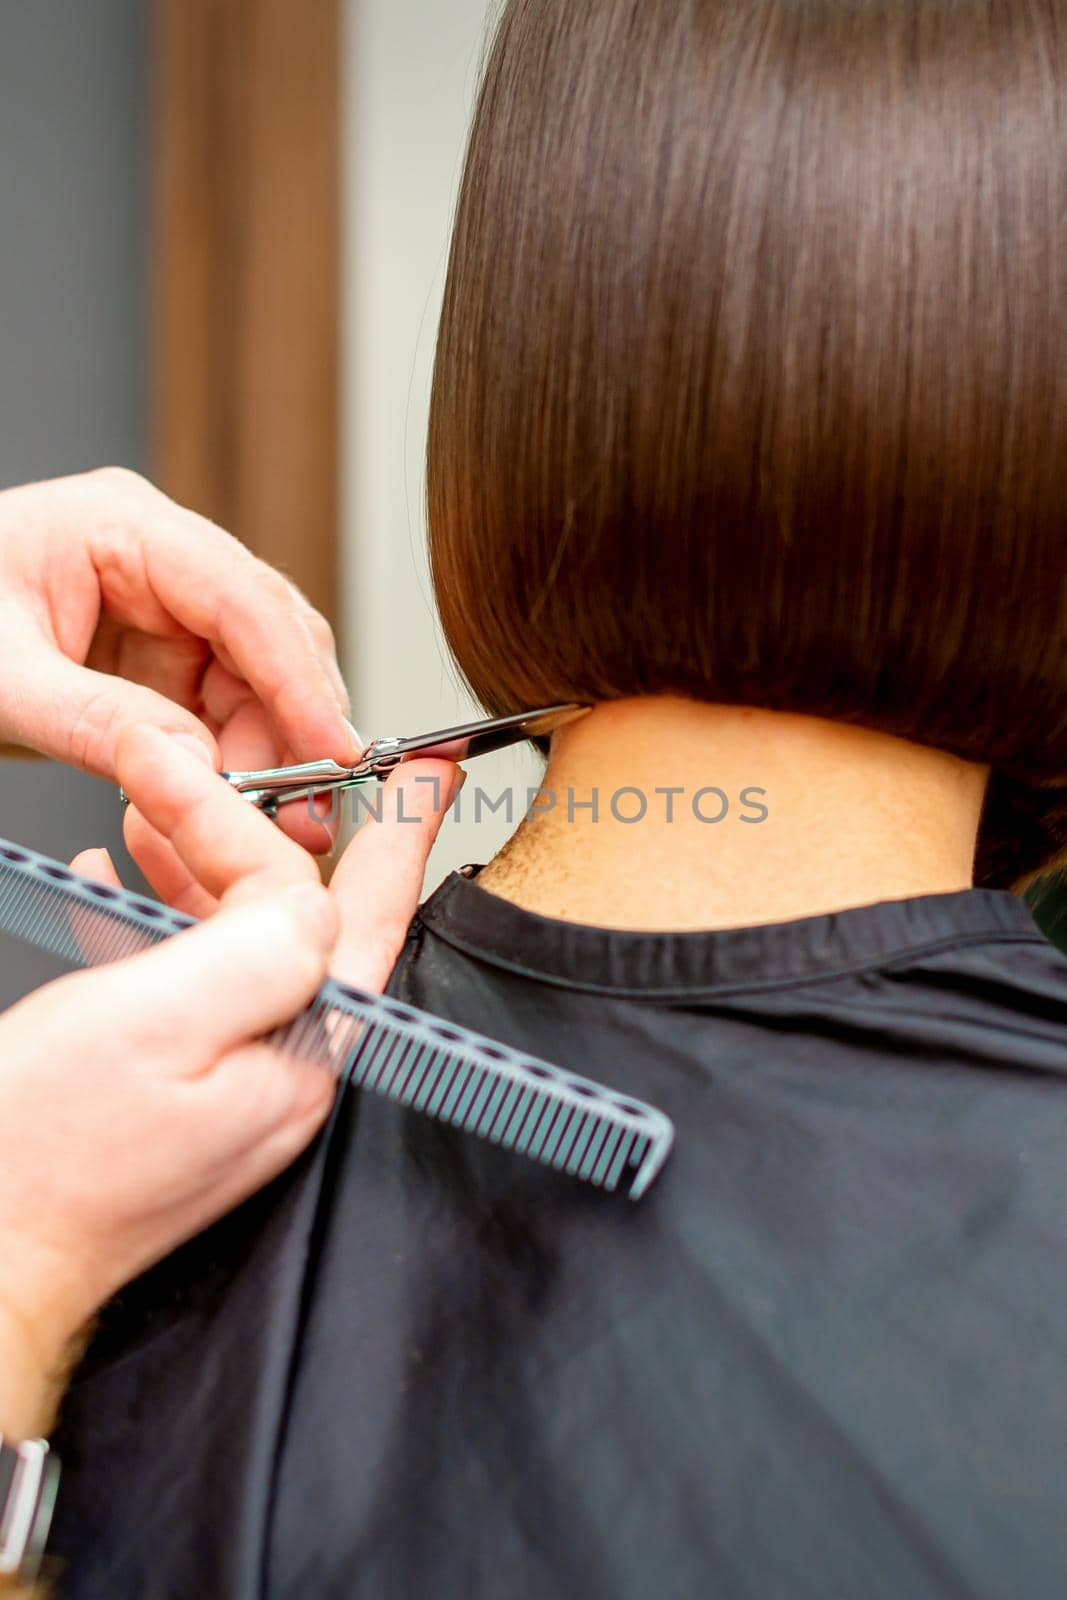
477;697;991;930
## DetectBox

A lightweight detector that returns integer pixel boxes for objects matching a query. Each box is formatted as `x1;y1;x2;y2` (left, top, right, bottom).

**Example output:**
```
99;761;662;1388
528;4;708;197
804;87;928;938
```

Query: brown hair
427;0;1067;889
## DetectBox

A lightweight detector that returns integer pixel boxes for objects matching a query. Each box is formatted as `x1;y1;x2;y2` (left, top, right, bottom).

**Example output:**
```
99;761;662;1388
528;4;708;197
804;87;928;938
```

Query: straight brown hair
427;0;1067;888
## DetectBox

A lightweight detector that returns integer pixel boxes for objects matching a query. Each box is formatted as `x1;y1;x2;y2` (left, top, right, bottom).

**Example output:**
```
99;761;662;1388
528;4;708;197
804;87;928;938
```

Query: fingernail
70;846;114;878
344;718;366;756
281;881;338;948
167;732;215;767
450;768;468;801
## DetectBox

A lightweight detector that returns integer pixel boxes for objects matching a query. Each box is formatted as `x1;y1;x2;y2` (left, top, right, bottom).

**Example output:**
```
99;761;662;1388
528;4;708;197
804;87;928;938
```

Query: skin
0;467;363;864
0;731;461;1455
0;470;461;1595
477;697;992;930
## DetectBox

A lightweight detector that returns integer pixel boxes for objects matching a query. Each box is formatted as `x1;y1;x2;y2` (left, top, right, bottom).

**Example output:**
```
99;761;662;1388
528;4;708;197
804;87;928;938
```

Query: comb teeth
0;838;674;1198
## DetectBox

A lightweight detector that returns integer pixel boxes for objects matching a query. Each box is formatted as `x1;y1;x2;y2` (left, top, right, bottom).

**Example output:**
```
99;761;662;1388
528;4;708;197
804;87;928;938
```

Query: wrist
0;1257;89;1442
0;1292;84;1585
0;1301;60;1444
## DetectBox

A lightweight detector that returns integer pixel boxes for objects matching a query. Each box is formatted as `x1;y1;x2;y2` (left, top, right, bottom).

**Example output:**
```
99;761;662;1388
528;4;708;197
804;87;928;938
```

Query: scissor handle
223;758;363;798
133;703;592;817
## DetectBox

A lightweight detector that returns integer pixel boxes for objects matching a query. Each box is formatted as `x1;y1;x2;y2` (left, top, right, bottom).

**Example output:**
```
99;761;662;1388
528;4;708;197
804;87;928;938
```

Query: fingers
69;847;122;887
5;650;220;779
327;759;464;989
0;469;356;782
181;1040;336;1173
203;686;337;857
116;725;319;906
123;664;338;908
122;805;220;918
103;476;359;765
0;876;340;1342
115;1038;337;1252
67;848;127;964
79;881;339;1063
123;697;336;912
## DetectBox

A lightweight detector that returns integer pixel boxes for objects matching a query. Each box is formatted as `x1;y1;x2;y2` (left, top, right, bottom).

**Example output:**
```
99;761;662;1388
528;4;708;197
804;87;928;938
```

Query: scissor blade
222;703;590;814
377;703;589;766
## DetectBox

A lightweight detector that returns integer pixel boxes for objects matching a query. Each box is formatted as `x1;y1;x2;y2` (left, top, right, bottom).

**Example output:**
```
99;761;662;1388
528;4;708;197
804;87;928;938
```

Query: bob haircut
427;0;1067;890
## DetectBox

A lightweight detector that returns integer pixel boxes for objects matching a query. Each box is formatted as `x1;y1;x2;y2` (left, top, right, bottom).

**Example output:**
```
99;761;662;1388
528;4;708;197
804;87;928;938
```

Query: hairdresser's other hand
0;835;339;1443
0;725;459;1453
0;468;359;857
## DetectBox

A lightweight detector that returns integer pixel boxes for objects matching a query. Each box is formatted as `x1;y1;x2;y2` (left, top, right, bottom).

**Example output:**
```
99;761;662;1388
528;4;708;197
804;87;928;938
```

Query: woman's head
427;0;1067;888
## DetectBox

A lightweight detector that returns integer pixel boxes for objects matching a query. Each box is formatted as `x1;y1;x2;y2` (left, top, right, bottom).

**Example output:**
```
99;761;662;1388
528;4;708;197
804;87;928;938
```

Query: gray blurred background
0;0;148;1006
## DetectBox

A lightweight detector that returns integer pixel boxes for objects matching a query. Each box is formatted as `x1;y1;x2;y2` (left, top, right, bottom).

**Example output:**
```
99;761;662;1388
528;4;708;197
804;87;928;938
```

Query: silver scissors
220;703;590;818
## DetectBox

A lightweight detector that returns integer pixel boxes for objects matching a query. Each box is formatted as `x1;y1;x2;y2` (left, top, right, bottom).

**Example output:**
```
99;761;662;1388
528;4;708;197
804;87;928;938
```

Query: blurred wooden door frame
153;0;340;625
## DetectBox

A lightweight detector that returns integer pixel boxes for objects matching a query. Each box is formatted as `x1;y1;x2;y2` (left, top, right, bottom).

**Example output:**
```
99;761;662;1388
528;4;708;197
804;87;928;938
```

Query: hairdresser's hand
0;726;460;1446
116;722;463;977
0;468;359;856
0;861;338;1444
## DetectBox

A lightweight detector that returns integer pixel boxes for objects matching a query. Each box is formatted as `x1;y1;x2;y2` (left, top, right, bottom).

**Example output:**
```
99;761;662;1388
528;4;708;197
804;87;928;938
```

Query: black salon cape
49;872;1067;1600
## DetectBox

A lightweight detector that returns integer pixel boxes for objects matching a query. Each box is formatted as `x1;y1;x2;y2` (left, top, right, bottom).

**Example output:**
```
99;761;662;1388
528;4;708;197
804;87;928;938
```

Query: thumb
328;758;464;989
85;881;339;1064
7;652;219;778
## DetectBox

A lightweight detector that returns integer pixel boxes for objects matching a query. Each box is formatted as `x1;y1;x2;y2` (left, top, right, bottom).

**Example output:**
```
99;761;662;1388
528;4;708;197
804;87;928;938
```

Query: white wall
341;0;540;888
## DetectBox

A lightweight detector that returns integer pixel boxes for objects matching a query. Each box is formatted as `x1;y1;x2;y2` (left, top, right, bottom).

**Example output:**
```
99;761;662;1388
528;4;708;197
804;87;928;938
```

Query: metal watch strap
0;1436;60;1586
